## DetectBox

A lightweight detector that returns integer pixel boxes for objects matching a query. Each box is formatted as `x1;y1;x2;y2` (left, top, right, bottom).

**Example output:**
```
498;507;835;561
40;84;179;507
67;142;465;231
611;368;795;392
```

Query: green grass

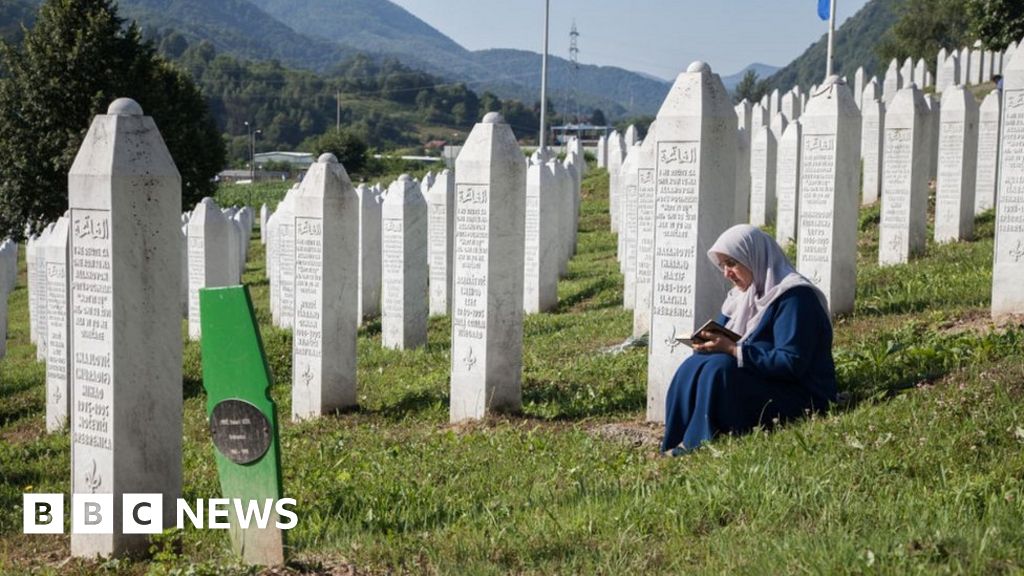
2;168;1023;574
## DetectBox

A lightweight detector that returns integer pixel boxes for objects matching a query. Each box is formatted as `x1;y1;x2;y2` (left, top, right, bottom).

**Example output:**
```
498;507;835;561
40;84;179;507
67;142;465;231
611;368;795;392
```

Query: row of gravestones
21;197;255;432
259;146;583;355
935;41;1019;94
599;54;1024;421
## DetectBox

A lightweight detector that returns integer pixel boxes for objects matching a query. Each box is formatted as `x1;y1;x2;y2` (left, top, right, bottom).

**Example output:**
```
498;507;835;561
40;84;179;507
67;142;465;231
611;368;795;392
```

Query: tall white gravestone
523;151;560;313
69;98;182;557
633;122;658;338
775;120;801;247
291;153;359;420
796;78;861;316
381;175;428;350
356;183;382;322
992;52;1024;317
861;97;885;204
975;91;1001;213
427;169;455;316
935;86;979;243
749;123;778;226
883;59;902;105
450;113;526;422
620;143;641;309
648;62;735;423
879;86;930;265
187;198;233;340
44;217;70;432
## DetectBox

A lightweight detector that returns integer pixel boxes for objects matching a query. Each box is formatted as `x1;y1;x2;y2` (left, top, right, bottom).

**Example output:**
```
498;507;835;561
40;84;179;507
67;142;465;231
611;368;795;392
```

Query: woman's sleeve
740;290;823;380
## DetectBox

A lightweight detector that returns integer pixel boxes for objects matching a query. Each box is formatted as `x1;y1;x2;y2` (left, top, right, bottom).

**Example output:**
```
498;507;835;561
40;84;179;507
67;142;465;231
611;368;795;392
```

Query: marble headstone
450;112;526;422
796;78;861;315
523;150;560;313
427;169;455;316
68;98;182;557
934;86;979;243
879;86;930;265
975;91;1001;214
291;153;359;419
381;175;428;350
44;217;70;432
356;183;382;322
775;119;801;247
647;62;735;422
633;122;658;338
992;50;1024;317
187;198;234;340
861;97;885;205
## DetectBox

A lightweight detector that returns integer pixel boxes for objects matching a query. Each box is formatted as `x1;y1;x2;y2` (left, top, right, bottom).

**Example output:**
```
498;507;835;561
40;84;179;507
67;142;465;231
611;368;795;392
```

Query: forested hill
766;0;903;93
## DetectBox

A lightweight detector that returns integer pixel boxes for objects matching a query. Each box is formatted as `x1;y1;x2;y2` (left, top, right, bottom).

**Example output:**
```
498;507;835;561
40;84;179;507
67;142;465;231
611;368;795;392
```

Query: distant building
254;151;315;169
551;123;610;145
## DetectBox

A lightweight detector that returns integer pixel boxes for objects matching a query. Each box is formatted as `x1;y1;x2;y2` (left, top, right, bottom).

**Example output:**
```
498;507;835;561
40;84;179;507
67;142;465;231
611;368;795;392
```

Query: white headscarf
708;224;830;341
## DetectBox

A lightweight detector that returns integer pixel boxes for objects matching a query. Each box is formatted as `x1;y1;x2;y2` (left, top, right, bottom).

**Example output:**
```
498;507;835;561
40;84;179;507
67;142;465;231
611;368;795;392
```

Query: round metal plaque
209;399;271;465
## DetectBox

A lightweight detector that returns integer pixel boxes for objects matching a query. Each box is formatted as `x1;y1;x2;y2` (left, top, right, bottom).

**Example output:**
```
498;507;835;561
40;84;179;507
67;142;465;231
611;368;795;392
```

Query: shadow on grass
371;387;448;421
522;379;644;421
555;276;620;313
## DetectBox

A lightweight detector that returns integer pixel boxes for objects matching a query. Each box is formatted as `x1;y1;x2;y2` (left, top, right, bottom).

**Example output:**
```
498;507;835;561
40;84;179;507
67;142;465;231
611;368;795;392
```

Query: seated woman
661;224;837;455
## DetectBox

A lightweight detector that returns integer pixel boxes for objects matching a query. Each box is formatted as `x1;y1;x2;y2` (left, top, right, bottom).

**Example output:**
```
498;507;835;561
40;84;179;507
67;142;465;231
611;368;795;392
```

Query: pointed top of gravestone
482;112;504;124
107;97;143;116
317;153;338;164
398;173;412;182
687;61;710;74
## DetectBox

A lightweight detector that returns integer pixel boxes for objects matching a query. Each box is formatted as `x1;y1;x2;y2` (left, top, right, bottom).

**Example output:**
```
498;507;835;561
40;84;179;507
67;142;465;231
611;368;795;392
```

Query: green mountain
767;0;904;93
244;0;670;117
115;0;356;70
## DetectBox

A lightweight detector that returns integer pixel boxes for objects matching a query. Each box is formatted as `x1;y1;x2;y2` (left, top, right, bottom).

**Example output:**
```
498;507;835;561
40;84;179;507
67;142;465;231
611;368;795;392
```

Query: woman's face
717;254;754;291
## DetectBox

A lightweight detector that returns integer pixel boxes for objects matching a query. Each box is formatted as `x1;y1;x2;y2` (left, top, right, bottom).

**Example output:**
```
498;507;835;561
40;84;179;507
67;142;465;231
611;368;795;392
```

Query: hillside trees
301;129;368;177
733;70;770;105
0;0;224;238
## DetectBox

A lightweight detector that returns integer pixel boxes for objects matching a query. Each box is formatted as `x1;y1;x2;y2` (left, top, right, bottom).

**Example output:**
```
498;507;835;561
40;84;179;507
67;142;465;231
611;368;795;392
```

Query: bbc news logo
23;494;298;534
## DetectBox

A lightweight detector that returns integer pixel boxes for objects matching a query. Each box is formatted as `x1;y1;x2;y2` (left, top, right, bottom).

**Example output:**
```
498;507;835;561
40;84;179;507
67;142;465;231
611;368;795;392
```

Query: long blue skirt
660;353;820;453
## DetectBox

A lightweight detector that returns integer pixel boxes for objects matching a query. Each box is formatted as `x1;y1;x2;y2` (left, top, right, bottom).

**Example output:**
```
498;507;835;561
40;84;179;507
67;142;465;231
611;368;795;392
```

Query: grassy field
1;168;1023;575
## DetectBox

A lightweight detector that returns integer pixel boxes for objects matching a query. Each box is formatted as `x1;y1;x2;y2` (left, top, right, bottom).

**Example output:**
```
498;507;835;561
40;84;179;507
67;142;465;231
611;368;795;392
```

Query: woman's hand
694;331;736;356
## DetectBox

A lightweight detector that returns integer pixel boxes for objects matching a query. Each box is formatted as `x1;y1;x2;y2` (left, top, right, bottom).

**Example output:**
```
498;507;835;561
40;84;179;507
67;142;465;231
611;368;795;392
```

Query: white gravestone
260;203;270;244
854;67;866;110
292;153;359;420
553;157;575;277
596;135;607;169
450;112;526;422
187;198;234;340
273;192;296;328
879;86;930;265
180;224;187;318
523;151;560;313
935;86;979;243
992;52;1024;317
975;91;1001;214
749;122;778;226
69;98;182;557
796;78;861;316
620;143;641;309
861;97;885;205
915;59;927;88
935;48;948;91
44;217;70;432
970;49;983;84
356;184;382;322
735;101;753;225
633;122;658;338
607;131;624;232
31;231;49;360
862;77;880;105
902;58;914;86
883;59;902;105
648;62;735;423
939;52;960;94
775;120;801;247
427;169;455;316
381;174;428;350
960;47;972;86
1;239;16;294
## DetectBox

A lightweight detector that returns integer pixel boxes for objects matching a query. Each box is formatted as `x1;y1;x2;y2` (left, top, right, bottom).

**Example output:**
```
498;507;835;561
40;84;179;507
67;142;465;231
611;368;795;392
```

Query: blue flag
818;0;830;20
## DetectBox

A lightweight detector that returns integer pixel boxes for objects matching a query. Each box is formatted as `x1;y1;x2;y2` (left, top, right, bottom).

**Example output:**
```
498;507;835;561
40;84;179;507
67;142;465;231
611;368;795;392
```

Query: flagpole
539;0;550;150
825;0;837;78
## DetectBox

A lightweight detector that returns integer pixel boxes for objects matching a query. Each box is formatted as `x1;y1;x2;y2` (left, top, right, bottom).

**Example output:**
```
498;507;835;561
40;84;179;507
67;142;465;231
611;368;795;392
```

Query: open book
674;319;741;348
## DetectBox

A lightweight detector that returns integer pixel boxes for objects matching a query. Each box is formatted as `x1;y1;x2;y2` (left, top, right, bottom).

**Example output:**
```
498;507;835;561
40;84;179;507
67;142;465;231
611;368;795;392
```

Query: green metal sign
200;285;285;565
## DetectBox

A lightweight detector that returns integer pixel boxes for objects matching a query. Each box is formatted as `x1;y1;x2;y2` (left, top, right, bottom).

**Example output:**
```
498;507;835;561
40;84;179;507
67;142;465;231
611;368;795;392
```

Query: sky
389;0;872;81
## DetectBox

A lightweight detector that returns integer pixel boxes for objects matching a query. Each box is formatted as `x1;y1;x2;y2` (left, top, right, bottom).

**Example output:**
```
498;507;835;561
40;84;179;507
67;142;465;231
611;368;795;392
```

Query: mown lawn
1;167;1022;575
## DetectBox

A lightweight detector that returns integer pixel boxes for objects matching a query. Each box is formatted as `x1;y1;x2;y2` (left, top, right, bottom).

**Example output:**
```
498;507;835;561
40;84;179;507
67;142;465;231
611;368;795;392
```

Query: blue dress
661;285;837;453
